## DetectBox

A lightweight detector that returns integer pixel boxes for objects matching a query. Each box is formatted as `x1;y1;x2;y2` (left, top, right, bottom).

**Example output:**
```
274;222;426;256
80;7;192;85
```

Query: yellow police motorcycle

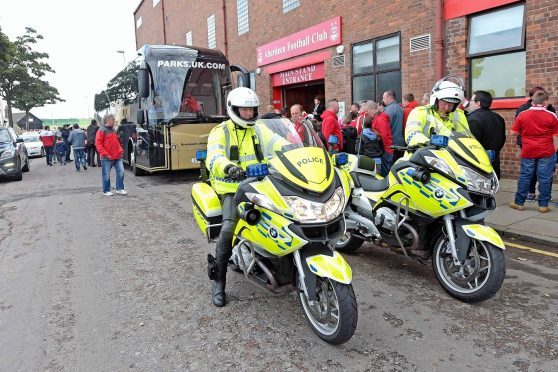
192;118;357;344
336;132;505;303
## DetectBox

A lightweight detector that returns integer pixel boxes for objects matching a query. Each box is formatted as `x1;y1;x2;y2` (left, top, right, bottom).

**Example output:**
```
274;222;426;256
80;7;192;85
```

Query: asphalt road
0;157;556;371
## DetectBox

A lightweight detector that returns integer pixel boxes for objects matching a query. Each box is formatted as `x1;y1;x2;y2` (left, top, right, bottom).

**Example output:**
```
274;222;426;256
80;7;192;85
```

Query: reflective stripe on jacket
405;106;469;146
207;119;288;195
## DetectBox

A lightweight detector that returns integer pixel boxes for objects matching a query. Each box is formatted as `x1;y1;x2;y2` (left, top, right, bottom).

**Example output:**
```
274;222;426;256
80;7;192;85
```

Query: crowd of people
265;83;557;210
37;115;127;196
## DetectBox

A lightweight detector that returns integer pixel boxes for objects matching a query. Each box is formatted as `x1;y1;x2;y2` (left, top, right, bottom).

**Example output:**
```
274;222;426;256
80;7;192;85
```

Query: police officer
206;87;264;307
405;77;469;146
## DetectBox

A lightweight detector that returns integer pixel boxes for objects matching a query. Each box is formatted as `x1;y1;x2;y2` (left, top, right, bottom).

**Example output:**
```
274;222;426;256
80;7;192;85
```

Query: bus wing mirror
137;109;145;125
138;67;149;99
230;64;250;88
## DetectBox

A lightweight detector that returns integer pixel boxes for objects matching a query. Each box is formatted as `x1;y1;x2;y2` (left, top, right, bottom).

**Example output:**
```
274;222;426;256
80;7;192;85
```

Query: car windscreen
0;130;11;143
23;136;40;143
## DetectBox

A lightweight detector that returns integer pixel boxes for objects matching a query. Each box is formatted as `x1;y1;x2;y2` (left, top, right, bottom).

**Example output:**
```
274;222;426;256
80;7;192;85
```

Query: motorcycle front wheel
432;235;505;303
296;272;357;345
335;232;365;254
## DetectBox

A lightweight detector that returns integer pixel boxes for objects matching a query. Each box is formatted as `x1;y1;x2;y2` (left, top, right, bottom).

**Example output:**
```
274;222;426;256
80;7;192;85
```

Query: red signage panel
257;16;342;67
272;63;325;87
444;0;520;20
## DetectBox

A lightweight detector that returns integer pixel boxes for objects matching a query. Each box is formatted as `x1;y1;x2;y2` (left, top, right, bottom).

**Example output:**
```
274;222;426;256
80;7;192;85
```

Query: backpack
341;126;358;154
356;132;384;158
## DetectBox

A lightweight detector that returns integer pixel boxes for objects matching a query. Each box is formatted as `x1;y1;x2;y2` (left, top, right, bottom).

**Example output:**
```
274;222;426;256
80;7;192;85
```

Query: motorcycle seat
352;172;389;192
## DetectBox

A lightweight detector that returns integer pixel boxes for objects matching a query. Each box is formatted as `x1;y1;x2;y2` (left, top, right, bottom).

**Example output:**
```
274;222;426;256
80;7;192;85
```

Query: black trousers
215;194;238;272
87;144;100;166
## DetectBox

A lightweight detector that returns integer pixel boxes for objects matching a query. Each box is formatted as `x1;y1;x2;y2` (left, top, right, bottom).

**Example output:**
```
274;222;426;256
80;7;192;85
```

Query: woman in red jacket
96;114;126;196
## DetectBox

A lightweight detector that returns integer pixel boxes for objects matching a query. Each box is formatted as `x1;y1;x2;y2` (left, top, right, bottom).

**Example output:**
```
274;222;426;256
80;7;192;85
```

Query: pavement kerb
487;223;558;250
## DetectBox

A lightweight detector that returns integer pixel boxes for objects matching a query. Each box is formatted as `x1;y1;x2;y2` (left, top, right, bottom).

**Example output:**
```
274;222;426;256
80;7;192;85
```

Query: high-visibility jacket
405;106;470;146
207;119;290;195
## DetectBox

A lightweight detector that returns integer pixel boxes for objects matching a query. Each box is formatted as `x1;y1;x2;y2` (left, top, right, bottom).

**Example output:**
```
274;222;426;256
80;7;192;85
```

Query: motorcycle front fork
443;214;462;266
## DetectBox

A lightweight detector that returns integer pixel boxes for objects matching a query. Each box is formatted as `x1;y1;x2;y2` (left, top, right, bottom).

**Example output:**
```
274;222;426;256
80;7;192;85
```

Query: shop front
256;17;342;115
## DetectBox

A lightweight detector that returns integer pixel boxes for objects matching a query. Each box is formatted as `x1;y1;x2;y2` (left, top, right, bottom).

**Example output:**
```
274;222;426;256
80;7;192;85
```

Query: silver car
21;133;44;157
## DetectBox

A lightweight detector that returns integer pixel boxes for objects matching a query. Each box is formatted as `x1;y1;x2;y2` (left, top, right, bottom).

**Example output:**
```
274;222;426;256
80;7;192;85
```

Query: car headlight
0;150;15;160
424;156;455;178
462;166;499;195
284;187;345;223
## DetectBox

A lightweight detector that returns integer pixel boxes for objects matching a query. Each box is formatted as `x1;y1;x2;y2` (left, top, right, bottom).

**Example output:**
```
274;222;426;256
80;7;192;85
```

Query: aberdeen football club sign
256;16;342;67
272;63;325;87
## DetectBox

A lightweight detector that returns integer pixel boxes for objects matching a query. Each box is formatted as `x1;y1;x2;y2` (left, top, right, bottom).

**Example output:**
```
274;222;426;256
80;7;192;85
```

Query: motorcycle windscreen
448;136;493;175
269;147;334;193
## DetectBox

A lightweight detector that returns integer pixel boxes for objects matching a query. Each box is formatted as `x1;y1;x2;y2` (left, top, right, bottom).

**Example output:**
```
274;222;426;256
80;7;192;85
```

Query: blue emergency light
431;135;449;148
486;150;495;163
195;149;207;161
246;163;269;178
335;152;348;166
328;135;339;145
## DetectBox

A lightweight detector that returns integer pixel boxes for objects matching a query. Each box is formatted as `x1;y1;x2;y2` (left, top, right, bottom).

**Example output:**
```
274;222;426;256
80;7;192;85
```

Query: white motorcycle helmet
429;76;465;111
227;87;260;128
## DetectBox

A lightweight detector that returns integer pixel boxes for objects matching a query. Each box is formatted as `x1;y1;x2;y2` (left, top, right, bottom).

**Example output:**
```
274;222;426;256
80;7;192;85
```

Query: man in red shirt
96;114;126;196
39;126;55;166
367;101;394;176
510;90;558;213
320;99;343;151
402;93;419;133
352;100;370;135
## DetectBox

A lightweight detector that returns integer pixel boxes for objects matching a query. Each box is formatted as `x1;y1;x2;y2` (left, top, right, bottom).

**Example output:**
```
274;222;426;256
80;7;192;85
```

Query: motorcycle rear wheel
296;272;357;345
432;235;505;303
335;232;365;254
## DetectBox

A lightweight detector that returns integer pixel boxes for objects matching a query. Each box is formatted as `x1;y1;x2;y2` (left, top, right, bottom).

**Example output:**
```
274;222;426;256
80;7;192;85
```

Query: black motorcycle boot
211;273;227;307
211;264;227;307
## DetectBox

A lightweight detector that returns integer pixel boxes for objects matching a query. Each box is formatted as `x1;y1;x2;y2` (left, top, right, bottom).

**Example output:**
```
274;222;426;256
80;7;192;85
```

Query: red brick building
133;0;557;179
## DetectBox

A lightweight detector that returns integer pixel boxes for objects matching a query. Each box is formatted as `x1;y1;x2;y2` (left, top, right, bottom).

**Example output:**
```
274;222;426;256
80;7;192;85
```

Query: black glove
226;165;245;180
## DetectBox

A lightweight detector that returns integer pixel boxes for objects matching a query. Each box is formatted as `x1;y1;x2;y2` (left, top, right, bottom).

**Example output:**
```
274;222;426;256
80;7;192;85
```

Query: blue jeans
515;154;557;207
101;158;125;193
45;147;54;164
73;149;86;170
380;152;394;177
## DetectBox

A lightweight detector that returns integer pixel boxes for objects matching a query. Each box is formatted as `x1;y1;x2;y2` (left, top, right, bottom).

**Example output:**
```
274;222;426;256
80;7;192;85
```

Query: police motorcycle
192;117;358;344
335;128;506;303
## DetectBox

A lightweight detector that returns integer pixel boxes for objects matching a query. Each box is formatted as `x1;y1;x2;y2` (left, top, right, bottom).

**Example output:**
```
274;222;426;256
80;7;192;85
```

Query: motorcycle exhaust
235;239;293;294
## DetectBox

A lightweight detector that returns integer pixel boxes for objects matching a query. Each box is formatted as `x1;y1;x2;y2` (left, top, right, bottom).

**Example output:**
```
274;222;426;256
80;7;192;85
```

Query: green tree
94;61;139;112
0;27;62;127
12;77;63;130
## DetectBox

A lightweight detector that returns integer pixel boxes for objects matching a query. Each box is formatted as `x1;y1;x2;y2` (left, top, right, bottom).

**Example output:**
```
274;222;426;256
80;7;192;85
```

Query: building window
468;4;526;98
186;31;193;46
283;0;300;13
136;16;143;30
153;0;160;7
207;15;216;49
237;0;249;35
351;34;401;104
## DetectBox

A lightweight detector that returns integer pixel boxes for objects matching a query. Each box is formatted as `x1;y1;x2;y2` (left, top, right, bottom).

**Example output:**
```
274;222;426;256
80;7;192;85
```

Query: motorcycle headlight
0;150;15;160
424;156;455;179
245;193;282;215
462;166;499;195
284;187;345;223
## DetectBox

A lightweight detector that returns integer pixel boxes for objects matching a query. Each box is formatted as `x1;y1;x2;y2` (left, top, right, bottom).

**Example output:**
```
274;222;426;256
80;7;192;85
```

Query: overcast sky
1;0;139;119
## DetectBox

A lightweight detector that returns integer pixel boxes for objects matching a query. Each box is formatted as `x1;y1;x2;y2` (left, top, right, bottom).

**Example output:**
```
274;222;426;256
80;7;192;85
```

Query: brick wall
445;1;558;180
134;0;165;48
134;0;439;111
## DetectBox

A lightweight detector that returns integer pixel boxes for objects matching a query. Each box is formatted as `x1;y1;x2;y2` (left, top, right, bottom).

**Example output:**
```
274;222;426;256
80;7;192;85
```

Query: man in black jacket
467;90;506;178
86;119;100;167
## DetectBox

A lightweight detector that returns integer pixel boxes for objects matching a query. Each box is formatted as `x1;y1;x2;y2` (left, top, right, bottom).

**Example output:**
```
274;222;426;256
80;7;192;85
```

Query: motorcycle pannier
191;182;223;239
